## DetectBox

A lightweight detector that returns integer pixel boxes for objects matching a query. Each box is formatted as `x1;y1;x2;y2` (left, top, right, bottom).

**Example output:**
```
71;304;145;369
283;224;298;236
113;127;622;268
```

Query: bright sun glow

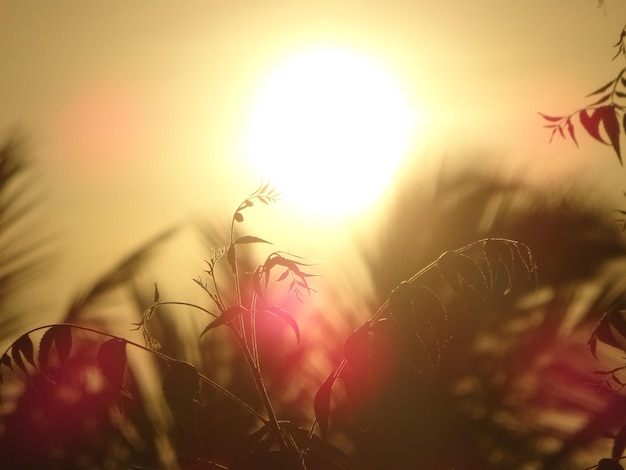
241;46;421;220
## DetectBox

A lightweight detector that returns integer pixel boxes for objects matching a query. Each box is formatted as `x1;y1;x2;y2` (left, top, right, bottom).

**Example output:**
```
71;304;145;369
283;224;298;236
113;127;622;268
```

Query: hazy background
2;0;626;325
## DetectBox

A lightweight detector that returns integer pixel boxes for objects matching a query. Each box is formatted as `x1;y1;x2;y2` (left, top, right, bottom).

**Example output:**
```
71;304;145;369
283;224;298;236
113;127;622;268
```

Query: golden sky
2;0;626;319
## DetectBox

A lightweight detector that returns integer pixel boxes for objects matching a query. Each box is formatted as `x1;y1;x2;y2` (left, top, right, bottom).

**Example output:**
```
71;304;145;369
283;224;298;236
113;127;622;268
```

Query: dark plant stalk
227;194;289;452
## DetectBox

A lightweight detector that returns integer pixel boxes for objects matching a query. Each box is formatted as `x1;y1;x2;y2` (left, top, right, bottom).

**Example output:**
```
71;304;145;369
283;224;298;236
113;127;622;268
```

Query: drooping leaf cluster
313;238;537;440
542;27;626;165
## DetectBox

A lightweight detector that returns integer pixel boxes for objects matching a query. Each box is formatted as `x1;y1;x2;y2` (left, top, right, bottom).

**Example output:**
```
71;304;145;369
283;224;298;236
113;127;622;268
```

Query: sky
2;0;626;324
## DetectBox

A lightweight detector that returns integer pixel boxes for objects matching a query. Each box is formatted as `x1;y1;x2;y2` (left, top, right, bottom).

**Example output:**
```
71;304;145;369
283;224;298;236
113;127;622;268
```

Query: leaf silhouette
579;105;622;163
600;105;622;164
588;307;626;358
613;424;626;459
538;112;564;122
200;304;249;337
234;235;272;245
314;369;338;440
436;250;489;307
598;458;624;470
227;244;236;274
483;239;517;296
262;306;300;343
587;79;616;97
38;325;72;372
566;118;578;147
96;338;127;408
390;283;449;372
163;360;201;438
580;108;609;145
589;94;612;107
234;212;244;223
0;354;12;372
11;334;35;375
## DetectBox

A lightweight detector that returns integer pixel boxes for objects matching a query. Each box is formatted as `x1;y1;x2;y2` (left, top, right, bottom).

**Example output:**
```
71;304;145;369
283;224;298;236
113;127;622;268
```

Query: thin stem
231;328;288;451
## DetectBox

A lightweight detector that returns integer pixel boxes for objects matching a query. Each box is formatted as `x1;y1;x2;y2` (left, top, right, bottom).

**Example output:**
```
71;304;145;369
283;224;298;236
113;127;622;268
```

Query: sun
241;45;421;221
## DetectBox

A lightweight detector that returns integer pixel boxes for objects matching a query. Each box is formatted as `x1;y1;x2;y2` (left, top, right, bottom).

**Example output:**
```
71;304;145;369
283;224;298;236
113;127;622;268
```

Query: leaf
275;269;289;282
390;283;449;372
234;235;272;245
200;305;249;337
566;118;578;147
589;94;611;107
587;79;616;97
589;308;626;358
163;360;200;433
96;338;127;408
538;112;563;122
600;105;622;164
436;250;489;307
153;283;160;302
483;239;516;296
163;360;200;404
0;354;12;372
234;212;244;223
39;325;72;372
581;108;609;144
314;369;338;440
614;425;626;458
227;244;236;274
598;458;624;470
263;306;300;343
11;334;36;375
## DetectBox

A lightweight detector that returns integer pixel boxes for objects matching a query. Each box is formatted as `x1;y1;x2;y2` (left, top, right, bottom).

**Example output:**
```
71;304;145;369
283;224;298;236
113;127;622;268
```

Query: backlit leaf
612;424;626;458
314;369;338;440
589;94;611;107
566;119;578;147
234;235;271;245
587;79;616;97
234;212;244;223
227;244;236;274
598;458;624;470
580;108;609;144
163;360;200;432
538;112;564;122
163;360;200;403
39;325;72;372
483;239;516;296
436;250;489;307
589;308;626;358
200;304;249;337
0;354;12;372
600;105;622;164
96;338;127;408
263;306;300;343
344;322;371;373
11;334;35;375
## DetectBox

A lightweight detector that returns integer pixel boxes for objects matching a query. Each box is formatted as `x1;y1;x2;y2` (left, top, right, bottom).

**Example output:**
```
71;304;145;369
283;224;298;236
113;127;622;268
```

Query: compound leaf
580;108;609;144
11;335;35;375
39;325;72;372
